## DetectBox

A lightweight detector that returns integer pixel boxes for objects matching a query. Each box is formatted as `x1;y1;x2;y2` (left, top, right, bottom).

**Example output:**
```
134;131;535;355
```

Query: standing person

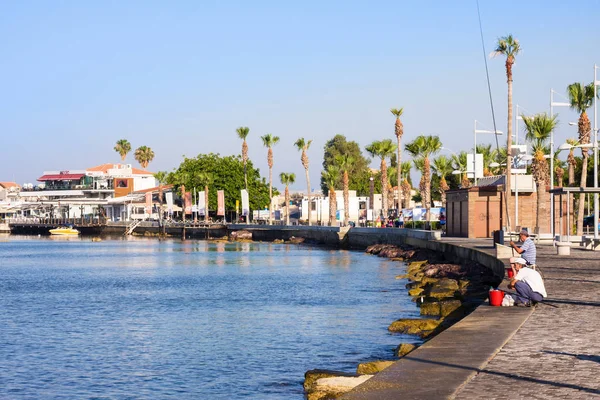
509;229;537;268
508;258;547;306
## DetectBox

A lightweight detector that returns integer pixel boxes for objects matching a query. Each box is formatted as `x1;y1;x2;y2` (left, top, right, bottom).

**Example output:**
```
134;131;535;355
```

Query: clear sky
1;1;599;190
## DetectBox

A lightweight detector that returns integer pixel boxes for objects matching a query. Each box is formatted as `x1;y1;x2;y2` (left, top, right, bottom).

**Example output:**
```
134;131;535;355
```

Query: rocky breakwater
303;243;499;399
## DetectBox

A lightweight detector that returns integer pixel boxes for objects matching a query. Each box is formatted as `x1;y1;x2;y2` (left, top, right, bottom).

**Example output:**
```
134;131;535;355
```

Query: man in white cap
508;257;547;306
509;229;537;268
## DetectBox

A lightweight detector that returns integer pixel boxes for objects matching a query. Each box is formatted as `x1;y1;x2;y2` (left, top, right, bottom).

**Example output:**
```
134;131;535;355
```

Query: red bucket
506;268;514;279
489;290;504;306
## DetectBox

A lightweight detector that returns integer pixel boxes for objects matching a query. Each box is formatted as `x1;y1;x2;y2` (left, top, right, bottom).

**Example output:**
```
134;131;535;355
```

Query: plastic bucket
489;290;504;306
506;268;514;279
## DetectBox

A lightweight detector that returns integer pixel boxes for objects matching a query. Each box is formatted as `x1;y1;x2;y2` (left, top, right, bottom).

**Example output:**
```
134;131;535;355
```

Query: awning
37;173;85;182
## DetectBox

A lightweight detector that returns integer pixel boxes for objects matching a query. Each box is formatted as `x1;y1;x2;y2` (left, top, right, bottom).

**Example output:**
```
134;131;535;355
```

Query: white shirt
515;267;547;298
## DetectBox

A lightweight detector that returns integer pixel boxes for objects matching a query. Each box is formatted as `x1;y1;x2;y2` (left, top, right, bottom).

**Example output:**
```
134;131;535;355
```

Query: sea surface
0;236;420;399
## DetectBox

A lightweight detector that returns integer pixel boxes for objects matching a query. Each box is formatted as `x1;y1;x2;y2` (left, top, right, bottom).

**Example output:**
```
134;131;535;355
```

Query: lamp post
550;89;571;237
369;176;374;222
593;64;599;240
474;120;503;186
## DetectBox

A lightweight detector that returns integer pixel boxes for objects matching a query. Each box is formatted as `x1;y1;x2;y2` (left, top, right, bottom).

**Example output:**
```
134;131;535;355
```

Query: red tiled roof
87;163;153;175
0;182;20;189
37;173;85;182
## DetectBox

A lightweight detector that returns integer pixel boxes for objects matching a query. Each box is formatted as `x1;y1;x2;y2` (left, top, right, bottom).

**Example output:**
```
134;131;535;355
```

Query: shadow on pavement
542;351;600;364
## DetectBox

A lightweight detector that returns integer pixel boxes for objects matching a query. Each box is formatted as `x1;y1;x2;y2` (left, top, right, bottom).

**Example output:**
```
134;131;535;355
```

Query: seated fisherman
509;229;537;268
508;257;547;307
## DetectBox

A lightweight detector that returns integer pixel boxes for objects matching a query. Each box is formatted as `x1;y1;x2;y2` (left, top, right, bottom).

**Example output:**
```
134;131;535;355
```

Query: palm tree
567;82;596;234
134;146;155;169
261;134;280;225
114;139;131;162
279;173;296;225
365;139;397;218
405;135;442;225
475;144;497;177
522;113;557;234
391;108;405;209
294;138;313;225
492;34;521;232
400;161;412;209
451;151;471;188
565;138;578;186
432;155;453;209
197;172;213;223
321;166;340;226
334;154;355;226
236;127;250;192
154;171;168;230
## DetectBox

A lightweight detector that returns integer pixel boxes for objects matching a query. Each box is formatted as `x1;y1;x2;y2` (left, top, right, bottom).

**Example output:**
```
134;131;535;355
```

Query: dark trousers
514;281;543;304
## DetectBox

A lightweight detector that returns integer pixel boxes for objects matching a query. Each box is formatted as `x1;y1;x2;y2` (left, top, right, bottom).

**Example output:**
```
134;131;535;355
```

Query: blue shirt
520;238;537;265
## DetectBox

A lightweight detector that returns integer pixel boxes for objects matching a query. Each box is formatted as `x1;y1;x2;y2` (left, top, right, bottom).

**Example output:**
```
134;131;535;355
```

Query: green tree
405;135;442;225
400;161;412;208
197;172;214;222
451;151;471;188
261;133;280;225
321;166;340;226
522;113;557;233
432;155;453;208
365;139;397;217
236;127;250;192
294;138;313;225
334;154;355;226
567;82;597;234
492;34;521;232
114;139;132;161
279;173;296;225
134;146;155;169
321;135;371;196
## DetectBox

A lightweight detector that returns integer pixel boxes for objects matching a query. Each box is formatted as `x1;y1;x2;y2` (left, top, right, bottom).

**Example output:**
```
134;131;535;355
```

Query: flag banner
275;210;281;220
217;190;225;216
198;191;206;216
166;192;173;214
241;189;249;216
185;192;192;215
145;192;152;214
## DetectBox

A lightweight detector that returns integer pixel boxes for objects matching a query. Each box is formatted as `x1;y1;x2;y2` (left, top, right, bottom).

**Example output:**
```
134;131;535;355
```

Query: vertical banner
217;190;225;216
145;192;152;214
166;192;173;215
198;191;206;216
241;189;249;216
185;192;192;215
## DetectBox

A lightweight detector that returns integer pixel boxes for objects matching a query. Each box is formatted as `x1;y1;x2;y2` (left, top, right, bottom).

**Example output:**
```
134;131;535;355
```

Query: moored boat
49;226;80;235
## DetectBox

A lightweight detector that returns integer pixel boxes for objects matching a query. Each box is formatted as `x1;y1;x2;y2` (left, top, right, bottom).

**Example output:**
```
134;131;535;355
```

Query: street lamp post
593;64;599;240
369;176;374;223
474;120;503;186
550;89;571;237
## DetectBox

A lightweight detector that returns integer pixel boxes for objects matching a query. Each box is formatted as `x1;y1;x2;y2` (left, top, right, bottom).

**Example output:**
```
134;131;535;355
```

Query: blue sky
1;1;599;190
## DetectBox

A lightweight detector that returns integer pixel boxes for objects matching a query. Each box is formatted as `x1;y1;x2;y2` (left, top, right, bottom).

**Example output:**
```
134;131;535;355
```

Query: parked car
583;215;600;229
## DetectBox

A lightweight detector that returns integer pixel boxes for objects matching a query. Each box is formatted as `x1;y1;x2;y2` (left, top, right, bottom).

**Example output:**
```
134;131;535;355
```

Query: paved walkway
444;238;600;399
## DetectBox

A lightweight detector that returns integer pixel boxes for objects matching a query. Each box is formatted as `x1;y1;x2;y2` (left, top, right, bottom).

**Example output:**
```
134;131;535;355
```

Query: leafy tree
114;139;132;161
334;154;355;225
321;135;371;195
134;146;155;169
432;155;453;208
168;153;274;214
279;173;296;225
321;166;340;226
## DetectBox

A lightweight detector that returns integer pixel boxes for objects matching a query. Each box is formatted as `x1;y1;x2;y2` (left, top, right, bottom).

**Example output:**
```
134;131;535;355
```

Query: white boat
49;226;80;235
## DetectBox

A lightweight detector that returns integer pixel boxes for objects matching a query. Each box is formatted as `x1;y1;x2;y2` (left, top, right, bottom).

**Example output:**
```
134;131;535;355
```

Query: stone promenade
449;239;600;399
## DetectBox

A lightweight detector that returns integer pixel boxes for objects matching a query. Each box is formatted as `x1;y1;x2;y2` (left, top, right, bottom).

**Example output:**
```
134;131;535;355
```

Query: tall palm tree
261;134;280;225
391;107;405;209
492;34;521;233
321;166;340;226
567;82;596;234
236;127;250;192
334;154;355;226
365;139;397;218
154;171;168;230
405;135;442;225
400;161;412;209
114;139;131;161
279;173;296;225
134;146;155;169
197;172;213;223
566;138;578;186
451;151;471;188
432;155;453;209
294;138;313;225
522;113;557;234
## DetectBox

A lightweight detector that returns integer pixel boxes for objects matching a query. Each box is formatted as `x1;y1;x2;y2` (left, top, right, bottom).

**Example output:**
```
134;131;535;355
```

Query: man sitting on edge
509;229;537;268
508;257;547;307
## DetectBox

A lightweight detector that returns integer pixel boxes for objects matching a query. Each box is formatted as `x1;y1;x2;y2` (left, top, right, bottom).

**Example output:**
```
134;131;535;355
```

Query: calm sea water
0;236;420;399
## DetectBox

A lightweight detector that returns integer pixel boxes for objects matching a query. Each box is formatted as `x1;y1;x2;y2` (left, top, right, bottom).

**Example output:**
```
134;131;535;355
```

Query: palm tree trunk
397;139;402;210
343;171;349;226
285;186;290;225
576;152;589;234
424;159;431;226
568;162;575;186
305;168;312;226
505;78;513;232
268;166;273;225
329;188;336;226
381;160;388;218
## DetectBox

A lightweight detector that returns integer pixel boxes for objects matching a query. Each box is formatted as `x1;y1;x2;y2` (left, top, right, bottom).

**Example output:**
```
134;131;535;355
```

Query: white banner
198;191;206;216
165;192;173;215
241;189;249;216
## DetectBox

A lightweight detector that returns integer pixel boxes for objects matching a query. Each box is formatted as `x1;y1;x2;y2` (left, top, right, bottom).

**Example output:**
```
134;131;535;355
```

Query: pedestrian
508;257;547;306
509;229;537;268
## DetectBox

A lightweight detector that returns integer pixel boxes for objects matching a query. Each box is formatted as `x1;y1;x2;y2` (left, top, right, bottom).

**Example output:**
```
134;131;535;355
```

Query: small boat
49;226;80;235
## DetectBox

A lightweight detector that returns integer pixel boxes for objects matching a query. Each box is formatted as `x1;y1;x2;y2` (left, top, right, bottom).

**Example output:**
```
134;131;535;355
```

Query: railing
7;217;105;226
